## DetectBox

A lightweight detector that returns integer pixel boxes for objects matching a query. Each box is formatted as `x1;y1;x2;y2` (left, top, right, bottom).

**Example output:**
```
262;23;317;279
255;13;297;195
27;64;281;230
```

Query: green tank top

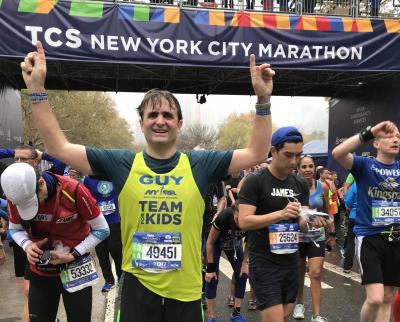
118;152;205;301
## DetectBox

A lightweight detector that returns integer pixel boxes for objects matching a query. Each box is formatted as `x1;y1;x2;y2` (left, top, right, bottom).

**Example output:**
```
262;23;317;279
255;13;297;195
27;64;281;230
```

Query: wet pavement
0;240;385;322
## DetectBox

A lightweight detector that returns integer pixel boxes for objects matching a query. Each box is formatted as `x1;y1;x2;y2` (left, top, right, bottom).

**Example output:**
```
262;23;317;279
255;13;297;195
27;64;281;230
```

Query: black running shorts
249;264;298;311
119;272;203;322
356;234;400;286
298;241;325;259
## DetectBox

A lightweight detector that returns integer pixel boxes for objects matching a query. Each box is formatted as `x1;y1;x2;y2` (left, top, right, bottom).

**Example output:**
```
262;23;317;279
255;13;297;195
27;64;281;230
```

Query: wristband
206;263;217;273
359;126;374;143
70;248;81;260
255;102;271;109
256;108;271;116
28;92;48;104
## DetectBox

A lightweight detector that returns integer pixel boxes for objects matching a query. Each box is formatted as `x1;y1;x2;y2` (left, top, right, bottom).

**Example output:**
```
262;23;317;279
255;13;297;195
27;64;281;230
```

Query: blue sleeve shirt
42;152;68;175
351;156;400;236
0;149;14;159
83;176;120;225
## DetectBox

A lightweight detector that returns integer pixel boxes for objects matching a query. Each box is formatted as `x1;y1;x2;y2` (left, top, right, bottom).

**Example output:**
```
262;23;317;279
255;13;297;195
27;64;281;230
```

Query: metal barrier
107;0;400;17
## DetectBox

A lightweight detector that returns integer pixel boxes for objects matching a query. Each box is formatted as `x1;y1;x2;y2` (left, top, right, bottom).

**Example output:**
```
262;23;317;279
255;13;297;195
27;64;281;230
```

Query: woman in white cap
1;162;109;322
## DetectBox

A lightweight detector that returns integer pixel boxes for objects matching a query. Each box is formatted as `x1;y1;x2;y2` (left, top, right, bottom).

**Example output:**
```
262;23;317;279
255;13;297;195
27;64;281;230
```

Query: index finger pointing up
249;53;256;68
36;41;45;58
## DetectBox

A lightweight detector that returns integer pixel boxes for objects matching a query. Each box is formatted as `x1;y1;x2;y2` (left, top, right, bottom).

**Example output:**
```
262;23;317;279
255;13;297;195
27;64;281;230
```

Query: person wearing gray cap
2;162;110;322
238;126;329;322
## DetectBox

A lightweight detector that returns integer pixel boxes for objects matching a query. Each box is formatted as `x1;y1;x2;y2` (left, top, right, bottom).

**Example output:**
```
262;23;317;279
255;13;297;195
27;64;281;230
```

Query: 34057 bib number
372;200;400;226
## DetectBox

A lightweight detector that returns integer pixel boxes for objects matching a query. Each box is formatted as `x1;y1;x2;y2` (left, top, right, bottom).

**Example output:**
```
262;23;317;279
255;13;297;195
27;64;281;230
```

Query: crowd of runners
0;41;399;322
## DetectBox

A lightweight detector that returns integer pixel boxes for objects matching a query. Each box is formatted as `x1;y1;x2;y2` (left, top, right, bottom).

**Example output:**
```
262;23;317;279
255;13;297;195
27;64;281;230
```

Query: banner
1;0;400;70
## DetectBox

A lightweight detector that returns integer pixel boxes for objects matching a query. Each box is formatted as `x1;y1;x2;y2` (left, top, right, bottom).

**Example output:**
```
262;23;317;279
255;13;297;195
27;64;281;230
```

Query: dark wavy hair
137;89;183;121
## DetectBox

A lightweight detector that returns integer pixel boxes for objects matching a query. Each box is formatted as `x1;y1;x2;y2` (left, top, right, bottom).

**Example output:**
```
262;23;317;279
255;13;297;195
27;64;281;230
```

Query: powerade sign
2;0;400;70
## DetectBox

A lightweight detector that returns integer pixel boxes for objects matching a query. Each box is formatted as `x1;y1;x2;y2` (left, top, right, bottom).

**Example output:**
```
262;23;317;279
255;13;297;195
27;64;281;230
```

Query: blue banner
1;0;400;70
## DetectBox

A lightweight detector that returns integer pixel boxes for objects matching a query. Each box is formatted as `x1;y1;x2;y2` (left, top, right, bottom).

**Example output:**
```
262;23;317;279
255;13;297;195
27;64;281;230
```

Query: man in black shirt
239;126;327;322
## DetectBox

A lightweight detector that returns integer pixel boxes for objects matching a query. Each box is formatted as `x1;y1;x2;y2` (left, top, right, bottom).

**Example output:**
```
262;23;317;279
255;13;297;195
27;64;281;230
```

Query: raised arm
228;55;274;175
332;121;399;170
20;41;92;175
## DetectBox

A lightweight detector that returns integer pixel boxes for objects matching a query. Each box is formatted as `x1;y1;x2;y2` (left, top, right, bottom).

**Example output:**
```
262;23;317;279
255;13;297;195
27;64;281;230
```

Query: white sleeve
74;215;110;256
9;222;32;251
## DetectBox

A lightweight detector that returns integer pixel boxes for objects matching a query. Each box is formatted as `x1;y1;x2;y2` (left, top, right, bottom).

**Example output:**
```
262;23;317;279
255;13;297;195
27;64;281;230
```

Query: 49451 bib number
144;245;178;260
132;232;182;272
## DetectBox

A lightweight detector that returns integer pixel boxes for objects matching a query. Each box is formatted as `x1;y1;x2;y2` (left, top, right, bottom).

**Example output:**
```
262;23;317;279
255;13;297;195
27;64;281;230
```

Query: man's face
374;132;400;156
272;142;303;176
140;98;183;148
14;149;38;167
69;171;79;181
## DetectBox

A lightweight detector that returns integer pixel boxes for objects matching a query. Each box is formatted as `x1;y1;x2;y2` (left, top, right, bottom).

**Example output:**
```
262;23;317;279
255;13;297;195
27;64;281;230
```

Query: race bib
98;200;116;216
269;223;299;254
372;200;400;226
132;232;182;273
60;255;99;293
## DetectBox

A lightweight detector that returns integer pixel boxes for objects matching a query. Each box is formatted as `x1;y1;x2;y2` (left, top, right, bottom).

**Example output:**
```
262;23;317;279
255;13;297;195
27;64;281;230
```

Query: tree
176;123;217;151
21;90;135;150
217;111;278;150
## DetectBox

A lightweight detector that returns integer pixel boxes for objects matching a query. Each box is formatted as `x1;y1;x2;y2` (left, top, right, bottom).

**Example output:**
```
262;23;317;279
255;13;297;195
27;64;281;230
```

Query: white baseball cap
1;163;39;220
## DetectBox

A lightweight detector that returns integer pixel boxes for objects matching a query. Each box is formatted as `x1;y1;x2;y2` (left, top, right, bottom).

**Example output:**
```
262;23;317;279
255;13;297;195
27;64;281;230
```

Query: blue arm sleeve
42;152;67;175
0;149;15;159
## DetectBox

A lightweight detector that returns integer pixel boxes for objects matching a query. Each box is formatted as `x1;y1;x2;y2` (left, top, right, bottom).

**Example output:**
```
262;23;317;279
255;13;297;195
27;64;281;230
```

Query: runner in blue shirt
83;177;123;292
333;121;400;322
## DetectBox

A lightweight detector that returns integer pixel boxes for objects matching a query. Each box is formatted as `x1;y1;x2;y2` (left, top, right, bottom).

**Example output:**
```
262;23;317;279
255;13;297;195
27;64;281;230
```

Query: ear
372;138;379;149
38;177;46;189
139;118;144;133
177;119;183;131
270;146;277;157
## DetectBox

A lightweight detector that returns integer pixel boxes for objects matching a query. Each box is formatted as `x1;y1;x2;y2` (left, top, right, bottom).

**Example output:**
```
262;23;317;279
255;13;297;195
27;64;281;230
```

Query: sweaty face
298;157;315;179
140;99;182;148
14;149;38;167
272;142;304;176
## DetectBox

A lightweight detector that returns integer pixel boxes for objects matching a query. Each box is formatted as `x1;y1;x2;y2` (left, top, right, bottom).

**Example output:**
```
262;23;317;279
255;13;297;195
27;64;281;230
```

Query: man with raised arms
20;41;275;322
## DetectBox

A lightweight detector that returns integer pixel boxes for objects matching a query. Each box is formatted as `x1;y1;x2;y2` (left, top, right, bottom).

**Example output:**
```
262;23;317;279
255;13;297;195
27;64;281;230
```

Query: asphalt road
0;242;377;322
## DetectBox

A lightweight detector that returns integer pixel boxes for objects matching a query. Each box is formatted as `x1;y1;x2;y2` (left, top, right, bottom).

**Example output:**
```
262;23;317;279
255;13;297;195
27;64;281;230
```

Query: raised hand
371;121;400;139
20;41;47;92
249;54;275;102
